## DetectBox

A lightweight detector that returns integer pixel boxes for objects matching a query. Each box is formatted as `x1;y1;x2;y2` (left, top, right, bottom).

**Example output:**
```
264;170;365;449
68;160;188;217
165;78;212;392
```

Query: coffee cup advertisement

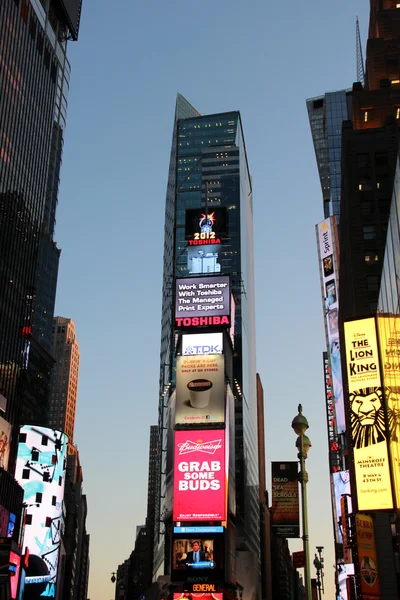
176;355;225;425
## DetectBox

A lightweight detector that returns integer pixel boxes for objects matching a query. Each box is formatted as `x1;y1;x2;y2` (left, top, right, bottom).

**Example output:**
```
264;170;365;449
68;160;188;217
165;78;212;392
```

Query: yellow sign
355;514;380;598
192;584;216;592
377;315;400;509
344;318;393;510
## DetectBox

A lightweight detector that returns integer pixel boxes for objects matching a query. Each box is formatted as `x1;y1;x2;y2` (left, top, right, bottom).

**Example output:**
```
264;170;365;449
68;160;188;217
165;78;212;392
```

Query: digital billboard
182;333;223;356
173;429;226;521
187;245;222;275
271;462;299;538
185;207;227;242
175;355;225;425
0;416;11;471
323;353;341;473
333;470;351;544
175;276;230;329
174;593;223;600
15;426;68;600
355;514;380;598
376;315;400;509
316;219;346;433
171;534;224;583
344;318;393;510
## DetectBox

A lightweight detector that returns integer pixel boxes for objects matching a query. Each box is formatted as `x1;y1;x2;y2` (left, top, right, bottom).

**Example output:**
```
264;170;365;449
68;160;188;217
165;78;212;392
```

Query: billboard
324;353;341;473
355;514;380;598
0;416;11;471
174;593;223;600
187;245;222;275
182;333;223;356
344;318;393;510
175;276;230;329
376;316;400;508
271;462;299;538
333;470;351;544
316;219;346;433
175;355;225;425
185;207;227;243
173;429;226;521
171;534;224;583
15;426;68;600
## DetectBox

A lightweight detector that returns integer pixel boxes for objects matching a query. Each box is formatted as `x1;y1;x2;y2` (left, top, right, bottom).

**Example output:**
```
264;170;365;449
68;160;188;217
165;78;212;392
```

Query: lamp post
291;404;312;600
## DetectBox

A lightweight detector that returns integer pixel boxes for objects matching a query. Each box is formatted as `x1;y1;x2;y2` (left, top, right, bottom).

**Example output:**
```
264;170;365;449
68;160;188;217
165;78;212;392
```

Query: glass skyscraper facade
155;94;260;598
307;90;351;221
0;0;81;428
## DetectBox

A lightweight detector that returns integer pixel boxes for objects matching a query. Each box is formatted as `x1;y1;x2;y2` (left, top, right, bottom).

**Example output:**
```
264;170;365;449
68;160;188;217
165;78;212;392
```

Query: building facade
153;94;260;600
49;317;80;442
309;1;400;597
0;0;82;432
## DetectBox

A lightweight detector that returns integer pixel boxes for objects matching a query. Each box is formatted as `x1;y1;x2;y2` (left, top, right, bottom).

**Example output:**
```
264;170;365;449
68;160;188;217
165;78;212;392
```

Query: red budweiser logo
177;439;222;455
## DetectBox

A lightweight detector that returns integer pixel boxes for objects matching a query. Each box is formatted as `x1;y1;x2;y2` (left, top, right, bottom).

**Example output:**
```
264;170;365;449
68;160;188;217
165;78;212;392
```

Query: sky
54;1;371;598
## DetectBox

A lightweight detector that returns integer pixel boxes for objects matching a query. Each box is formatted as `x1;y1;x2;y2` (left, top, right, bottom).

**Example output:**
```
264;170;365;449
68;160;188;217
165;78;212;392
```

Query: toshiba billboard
173;429;226;521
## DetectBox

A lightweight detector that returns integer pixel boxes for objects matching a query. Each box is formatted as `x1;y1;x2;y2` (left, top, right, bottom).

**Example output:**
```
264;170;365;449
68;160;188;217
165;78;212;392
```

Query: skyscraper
49;317;80;441
0;0;82;431
154;94;260;600
309;2;400;597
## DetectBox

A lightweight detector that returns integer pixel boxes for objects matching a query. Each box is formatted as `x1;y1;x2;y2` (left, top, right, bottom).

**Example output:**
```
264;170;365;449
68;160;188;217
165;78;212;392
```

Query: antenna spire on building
356;16;365;86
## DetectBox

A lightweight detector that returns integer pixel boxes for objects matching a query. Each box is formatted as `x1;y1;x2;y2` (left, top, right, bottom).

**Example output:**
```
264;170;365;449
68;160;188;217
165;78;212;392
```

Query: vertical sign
323;353;340;473
317;219;346;433
376;315;400;509
355;514;380;599
344;318;393;510
271;462;299;537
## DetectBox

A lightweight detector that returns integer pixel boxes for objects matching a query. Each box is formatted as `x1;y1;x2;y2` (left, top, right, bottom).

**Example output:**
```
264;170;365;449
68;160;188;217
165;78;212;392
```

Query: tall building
0;0;82;432
153;94;261;600
308;1;400;597
49;317;80;442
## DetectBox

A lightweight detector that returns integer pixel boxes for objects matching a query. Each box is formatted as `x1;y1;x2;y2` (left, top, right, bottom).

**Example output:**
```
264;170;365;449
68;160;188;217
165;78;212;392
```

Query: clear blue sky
55;1;370;598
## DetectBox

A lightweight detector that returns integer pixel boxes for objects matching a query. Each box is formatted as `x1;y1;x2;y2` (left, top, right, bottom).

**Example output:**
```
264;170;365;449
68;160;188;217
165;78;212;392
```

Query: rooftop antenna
356;16;365;87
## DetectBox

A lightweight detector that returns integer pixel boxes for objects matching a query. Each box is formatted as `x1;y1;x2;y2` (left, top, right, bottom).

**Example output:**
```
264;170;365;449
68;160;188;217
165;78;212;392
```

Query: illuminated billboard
182;333;223;355
355;514;380;598
271;462;299;538
15;426;68;600
171;534;224;583
323;353;340;473
376;315;400;509
175;276;230;329
0;416;11;471
316;219;345;433
185;207;227;243
333;470;351;544
344;318;393;510
175;355;225;425
173;429;226;521
187;245;222;275
174;593;222;600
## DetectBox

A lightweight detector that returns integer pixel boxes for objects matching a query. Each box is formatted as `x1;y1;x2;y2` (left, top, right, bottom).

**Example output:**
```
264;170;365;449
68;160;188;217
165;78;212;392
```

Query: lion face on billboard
349;387;387;449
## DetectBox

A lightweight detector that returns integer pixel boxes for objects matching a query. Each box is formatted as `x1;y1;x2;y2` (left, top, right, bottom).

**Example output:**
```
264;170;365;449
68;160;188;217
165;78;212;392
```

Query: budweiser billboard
173;429;226;521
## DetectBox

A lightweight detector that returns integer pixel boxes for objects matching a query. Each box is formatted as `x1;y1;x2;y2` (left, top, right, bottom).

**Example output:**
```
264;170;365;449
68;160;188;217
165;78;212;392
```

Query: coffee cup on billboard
188;379;213;408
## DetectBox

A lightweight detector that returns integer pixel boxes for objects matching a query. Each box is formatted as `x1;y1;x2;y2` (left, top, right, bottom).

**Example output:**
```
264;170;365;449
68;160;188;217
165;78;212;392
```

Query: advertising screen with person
171;535;224;582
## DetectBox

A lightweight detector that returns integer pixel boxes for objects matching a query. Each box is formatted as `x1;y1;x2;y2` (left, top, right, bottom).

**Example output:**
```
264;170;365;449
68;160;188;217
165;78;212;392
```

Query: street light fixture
292;404;312;600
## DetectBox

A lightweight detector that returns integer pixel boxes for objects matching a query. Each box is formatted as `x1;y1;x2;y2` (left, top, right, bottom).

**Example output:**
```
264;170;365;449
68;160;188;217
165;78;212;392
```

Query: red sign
176;316;230;328
173;429;226;521
292;551;305;569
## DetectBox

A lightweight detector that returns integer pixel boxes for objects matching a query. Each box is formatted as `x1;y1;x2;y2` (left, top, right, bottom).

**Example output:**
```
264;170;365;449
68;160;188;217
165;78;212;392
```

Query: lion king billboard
344;318;393;510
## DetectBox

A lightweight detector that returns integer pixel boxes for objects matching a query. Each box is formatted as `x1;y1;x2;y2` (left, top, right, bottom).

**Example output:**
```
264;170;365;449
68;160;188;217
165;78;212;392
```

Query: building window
31;450;39;462
396;107;400;119
365;252;379;263
367;275;380;291
363;225;377;240
19;433;27;443
22;469;30;480
25;515;32;525
35;492;42;504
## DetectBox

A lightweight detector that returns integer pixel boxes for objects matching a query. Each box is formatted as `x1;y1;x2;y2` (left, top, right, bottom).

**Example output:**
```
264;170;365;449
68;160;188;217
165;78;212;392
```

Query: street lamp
292;404;312;600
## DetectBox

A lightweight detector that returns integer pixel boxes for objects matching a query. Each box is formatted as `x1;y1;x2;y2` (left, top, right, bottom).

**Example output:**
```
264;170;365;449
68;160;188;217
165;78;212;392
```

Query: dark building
308;1;400;598
62;450;90;600
0;0;82;435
